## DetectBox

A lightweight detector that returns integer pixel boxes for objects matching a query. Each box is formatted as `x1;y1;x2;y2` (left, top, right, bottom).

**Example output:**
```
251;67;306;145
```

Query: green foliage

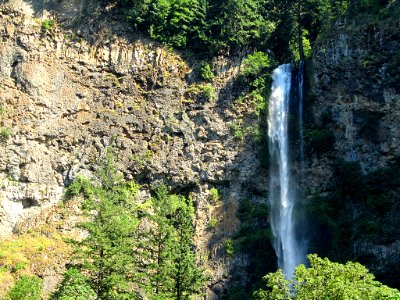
7;275;42;300
231;122;244;140
207;218;218;229
253;270;290;300
108;0;349;59
254;254;400;299
130;150;153;169
145;184;206;299
241;52;271;79
147;0;207;48
113;0;276;54
208;0;276;51
64;176;94;201
0;230;70;291
58;149;205;299
116;0;152;28
199;62;215;81
0;127;11;140
357;0;383;11
290;29;312;62
198;84;215;101
50;268;96;300
209;187;220;204
223;239;234;256
41;19;55;30
60;149;140;299
185;83;215;102
237;51;272;117
306;159;400;274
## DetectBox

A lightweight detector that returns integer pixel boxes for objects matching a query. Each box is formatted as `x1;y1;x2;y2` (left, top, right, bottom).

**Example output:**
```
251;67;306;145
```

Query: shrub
7;275;42;300
199;84;215;101
241;52;270;79
50;268;96;300
64;176;94;200
199;62;215;81
41;19;55;30
254;254;400;299
207;218;218;229
230;122;244;140
289;29;312;62
0;127;11;140
0;231;71;278
209;187;220;204
185;84;215;102
224;239;235;256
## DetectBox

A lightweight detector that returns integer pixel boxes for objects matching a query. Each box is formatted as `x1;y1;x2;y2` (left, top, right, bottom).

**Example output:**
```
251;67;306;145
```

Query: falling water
268;64;305;278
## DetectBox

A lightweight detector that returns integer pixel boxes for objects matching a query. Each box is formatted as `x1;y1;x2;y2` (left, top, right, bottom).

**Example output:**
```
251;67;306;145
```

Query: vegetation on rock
254;254;400;299
0;229;71;298
6;275;42;300
52;149;205;299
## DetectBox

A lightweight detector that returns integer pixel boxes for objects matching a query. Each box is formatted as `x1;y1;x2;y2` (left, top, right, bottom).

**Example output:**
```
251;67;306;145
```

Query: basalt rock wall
305;8;400;286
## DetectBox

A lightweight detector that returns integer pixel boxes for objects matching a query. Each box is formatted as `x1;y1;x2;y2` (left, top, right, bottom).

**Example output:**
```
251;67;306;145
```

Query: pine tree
148;0;207;48
207;0;275;52
172;199;205;300
54;150;205;299
54;149;141;299
145;185;206;300
50;268;96;300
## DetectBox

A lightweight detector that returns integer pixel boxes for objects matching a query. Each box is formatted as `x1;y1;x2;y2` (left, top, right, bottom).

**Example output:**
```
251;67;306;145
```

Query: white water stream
268;64;305;278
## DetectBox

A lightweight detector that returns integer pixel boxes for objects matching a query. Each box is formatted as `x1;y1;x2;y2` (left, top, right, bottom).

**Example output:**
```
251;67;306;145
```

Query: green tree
50;268;96;300
254;254;400;299
56;149;140;299
145;185;205;299
148;0;207;48
199;61;214;81
208;0;275;51
7;275;42;300
115;0;152;29
241;52;271;79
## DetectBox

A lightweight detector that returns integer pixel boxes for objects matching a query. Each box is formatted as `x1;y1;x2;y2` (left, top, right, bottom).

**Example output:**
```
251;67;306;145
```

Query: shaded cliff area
302;1;400;288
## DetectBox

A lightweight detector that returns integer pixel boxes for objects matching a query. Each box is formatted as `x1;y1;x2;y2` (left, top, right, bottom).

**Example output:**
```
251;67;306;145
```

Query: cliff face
0;0;268;297
306;7;400;286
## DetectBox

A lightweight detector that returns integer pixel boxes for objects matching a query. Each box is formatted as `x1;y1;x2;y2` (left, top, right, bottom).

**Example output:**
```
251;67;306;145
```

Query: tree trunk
297;0;304;61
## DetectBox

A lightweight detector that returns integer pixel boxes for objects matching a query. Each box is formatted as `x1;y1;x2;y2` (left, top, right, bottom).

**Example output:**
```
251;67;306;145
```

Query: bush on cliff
254;254;400;300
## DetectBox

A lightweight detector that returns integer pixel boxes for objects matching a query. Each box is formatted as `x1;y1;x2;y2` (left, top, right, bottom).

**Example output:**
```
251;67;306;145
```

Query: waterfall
268;64;305;278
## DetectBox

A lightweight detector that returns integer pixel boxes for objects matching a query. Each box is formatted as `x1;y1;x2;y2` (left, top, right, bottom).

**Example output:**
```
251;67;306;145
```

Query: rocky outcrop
306;8;400;286
0;0;268;297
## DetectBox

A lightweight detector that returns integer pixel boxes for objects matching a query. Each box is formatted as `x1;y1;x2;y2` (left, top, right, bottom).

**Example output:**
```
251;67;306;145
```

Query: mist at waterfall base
268;64;307;278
